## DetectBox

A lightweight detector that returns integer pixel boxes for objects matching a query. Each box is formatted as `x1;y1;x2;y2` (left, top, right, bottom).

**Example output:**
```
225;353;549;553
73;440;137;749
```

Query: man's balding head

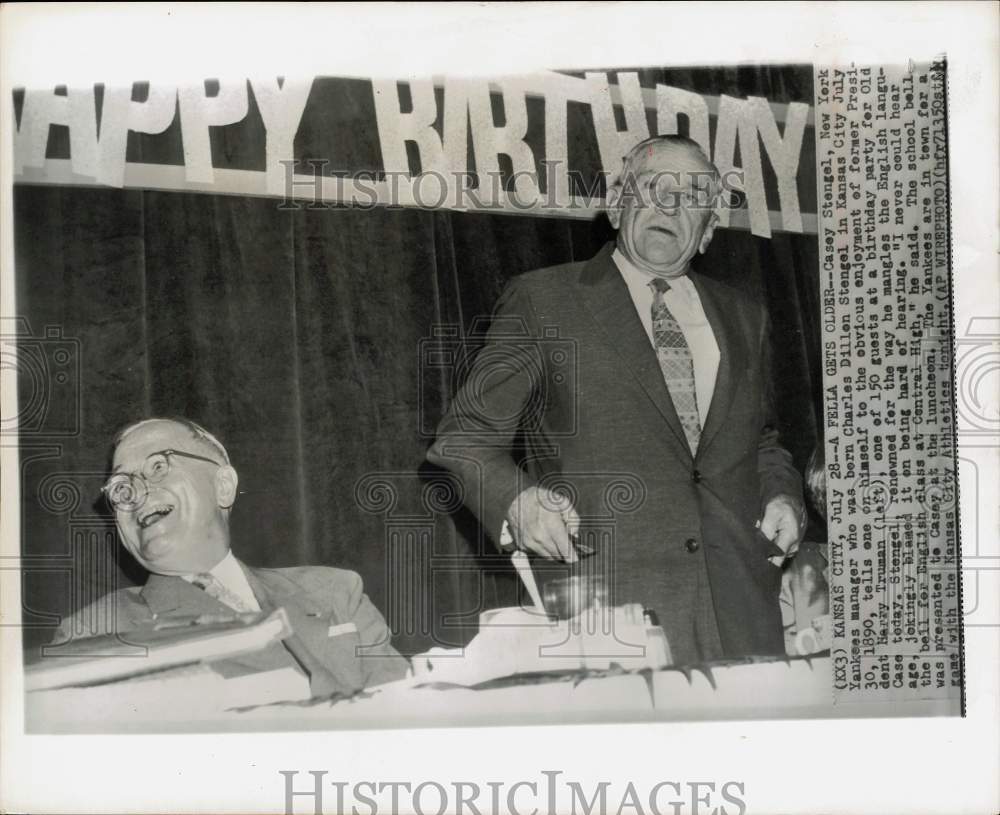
115;416;231;466
618;135;717;175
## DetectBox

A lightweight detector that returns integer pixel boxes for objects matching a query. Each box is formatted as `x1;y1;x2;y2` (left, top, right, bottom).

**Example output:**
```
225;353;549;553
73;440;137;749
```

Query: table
26;655;955;734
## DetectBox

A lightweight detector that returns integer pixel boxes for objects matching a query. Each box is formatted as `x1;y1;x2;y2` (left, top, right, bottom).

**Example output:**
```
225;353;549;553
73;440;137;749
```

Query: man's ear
698;212;719;254
606;183;623;229
215;465;239;509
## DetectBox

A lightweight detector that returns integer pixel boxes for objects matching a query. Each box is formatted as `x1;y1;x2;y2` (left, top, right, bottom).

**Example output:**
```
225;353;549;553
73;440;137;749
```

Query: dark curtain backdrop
15;66;822;655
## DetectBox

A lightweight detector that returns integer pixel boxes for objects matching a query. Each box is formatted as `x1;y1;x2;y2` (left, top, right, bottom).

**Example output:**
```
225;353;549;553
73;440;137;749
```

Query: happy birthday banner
12;72;816;237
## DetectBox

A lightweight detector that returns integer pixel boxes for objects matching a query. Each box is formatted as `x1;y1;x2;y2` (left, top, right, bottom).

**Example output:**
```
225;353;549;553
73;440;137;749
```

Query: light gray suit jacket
52;559;409;696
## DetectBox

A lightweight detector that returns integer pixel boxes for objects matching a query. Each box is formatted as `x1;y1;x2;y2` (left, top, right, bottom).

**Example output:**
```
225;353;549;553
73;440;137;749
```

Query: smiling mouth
138;504;175;529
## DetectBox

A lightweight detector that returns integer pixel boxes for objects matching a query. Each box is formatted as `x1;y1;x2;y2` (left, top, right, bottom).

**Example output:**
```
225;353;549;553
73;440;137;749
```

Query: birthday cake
410;603;672;687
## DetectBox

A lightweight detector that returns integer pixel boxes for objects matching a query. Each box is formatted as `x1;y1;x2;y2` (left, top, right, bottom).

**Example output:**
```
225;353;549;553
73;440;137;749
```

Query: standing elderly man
53;417;408;695
428;135;806;664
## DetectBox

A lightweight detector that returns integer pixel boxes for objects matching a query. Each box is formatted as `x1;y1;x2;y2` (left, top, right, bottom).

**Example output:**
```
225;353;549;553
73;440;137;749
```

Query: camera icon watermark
9;450;146;656
417;318;578;440
954;316;1000;443
354;469;474;653
0;317;81;437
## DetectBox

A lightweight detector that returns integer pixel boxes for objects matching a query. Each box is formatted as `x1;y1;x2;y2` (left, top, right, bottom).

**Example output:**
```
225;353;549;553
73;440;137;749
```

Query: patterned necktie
649;278;701;454
191;572;255;613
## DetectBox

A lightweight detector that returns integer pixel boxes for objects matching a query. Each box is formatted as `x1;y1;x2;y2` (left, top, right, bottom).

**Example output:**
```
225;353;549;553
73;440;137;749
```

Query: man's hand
760;494;806;567
505;486;581;562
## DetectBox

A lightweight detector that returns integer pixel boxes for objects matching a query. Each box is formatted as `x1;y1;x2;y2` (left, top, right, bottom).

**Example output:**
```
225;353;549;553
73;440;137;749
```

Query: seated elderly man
52;416;409;696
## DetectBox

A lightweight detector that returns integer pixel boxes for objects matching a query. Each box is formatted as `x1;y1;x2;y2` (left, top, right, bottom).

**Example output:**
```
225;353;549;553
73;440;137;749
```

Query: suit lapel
242;563;364;697
690;274;747;457
577;244;692;461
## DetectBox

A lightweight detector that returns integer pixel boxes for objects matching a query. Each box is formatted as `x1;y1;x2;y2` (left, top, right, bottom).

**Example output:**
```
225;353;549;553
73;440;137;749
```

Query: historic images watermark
279;770;748;815
277;163;745;216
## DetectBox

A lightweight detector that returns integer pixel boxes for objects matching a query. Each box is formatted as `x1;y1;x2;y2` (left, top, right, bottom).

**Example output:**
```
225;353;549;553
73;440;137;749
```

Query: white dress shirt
182;549;261;612
612;248;720;427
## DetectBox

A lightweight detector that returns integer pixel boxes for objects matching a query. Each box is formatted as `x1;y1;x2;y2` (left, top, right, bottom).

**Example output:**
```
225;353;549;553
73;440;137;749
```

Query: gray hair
113;416;231;466
610;134;722;200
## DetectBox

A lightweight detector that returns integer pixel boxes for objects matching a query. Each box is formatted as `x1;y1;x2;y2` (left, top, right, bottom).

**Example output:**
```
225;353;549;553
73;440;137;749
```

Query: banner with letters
13;72;813;237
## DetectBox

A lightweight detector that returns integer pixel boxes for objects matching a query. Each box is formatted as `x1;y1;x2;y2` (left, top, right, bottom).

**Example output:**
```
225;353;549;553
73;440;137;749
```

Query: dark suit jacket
53;560;409;695
427;243;803;663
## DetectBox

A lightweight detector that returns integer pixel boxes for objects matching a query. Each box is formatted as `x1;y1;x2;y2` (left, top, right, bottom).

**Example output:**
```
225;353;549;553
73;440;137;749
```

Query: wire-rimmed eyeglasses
101;449;223;512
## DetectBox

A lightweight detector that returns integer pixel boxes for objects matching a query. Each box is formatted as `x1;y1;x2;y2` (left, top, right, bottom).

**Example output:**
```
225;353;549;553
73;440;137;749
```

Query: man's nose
651;192;682;213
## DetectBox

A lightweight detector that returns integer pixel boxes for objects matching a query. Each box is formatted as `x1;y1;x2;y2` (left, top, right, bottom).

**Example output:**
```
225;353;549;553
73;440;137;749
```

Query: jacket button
692;469;702;483
685;538;700;553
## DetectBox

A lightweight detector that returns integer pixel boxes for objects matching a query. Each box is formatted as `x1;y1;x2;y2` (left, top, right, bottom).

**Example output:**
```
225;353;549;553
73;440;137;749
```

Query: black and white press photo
8;58;962;728
1;5;996;815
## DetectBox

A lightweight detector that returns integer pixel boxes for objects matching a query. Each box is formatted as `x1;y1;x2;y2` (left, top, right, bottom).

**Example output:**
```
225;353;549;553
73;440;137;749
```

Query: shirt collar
611;247;694;297
181;549;238;584
208;550;244;586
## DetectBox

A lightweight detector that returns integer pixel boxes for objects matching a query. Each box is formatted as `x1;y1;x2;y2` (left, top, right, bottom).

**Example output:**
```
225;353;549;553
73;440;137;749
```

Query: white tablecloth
27;657;849;733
